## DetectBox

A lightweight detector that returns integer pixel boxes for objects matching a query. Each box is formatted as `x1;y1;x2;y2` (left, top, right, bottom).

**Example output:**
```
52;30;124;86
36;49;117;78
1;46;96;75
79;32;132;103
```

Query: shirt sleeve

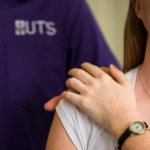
56;99;115;150
65;0;120;70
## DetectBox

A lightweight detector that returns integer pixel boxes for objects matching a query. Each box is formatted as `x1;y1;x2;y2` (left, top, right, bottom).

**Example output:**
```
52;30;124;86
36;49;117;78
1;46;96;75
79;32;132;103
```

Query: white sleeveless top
56;67;139;150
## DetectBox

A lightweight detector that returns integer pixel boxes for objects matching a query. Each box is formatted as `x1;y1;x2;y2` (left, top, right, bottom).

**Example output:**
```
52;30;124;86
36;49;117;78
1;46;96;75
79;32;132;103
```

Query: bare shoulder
45;112;77;150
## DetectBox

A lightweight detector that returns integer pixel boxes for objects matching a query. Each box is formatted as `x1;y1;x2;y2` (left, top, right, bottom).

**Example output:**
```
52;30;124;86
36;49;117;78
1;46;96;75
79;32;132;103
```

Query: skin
45;0;150;150
134;0;150;125
44;67;110;111
45;113;77;150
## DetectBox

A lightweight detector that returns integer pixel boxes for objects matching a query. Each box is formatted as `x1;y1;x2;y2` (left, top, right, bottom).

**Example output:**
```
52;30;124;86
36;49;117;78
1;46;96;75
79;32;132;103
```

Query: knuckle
89;80;96;87
66;78;75;86
101;75;111;87
82;87;90;96
75;69;82;77
78;97;86;108
66;79;70;86
88;87;96;96
100;74;110;83
65;91;71;99
83;89;89;95
100;74;107;80
88;66;93;72
105;76;110;84
102;74;111;83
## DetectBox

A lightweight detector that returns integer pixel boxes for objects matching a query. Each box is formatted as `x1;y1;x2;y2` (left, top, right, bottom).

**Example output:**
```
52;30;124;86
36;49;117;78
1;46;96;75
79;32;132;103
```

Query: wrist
110;110;143;141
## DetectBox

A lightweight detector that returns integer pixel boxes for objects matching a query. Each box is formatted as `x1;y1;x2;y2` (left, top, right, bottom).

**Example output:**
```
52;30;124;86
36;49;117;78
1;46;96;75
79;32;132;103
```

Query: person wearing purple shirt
0;0;119;149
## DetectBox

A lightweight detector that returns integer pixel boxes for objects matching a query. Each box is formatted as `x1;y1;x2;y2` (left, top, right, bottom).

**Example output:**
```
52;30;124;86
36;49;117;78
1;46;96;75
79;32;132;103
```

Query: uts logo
15;20;57;36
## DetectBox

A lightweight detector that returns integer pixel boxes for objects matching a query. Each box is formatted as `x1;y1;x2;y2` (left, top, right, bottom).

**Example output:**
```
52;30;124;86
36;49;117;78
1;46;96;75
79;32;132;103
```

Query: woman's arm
61;63;150;150
45;63;150;150
122;128;150;150
45;112;77;150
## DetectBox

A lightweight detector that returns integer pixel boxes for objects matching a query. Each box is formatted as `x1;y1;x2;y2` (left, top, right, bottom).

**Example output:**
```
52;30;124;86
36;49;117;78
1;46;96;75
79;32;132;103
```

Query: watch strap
144;122;148;128
117;129;130;150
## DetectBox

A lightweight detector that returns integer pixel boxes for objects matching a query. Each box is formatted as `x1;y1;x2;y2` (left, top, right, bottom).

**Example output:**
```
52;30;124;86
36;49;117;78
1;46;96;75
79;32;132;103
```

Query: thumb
109;64;128;86
44;95;62;111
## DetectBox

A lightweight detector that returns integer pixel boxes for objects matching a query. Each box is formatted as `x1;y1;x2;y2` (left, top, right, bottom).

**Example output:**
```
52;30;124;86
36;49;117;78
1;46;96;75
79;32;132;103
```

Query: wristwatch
116;121;149;150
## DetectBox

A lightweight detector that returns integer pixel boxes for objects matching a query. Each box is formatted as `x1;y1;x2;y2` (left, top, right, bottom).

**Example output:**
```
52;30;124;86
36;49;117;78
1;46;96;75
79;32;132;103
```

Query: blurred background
87;0;129;66
0;1;130;150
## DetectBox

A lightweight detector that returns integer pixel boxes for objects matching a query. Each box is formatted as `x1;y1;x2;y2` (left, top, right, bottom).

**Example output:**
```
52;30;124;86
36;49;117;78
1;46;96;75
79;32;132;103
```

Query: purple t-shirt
0;0;119;149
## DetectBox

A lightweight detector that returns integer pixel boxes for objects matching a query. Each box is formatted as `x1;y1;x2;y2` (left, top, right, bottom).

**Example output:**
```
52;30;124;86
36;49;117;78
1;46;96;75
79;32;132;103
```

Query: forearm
122;131;150;150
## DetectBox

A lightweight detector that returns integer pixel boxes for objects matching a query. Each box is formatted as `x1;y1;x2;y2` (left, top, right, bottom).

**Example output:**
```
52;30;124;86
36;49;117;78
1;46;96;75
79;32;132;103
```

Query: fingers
81;62;105;78
66;77;87;94
68;63;110;85
44;95;62;111
62;91;83;110
68;68;94;85
109;64;130;87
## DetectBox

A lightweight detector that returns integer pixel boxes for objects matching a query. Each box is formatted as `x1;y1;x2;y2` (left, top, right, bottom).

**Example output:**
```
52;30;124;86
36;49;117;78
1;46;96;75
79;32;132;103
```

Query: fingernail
81;62;87;67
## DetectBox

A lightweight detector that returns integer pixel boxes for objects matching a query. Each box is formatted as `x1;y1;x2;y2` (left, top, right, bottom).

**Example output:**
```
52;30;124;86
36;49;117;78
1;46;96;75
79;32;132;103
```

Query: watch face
130;121;145;134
